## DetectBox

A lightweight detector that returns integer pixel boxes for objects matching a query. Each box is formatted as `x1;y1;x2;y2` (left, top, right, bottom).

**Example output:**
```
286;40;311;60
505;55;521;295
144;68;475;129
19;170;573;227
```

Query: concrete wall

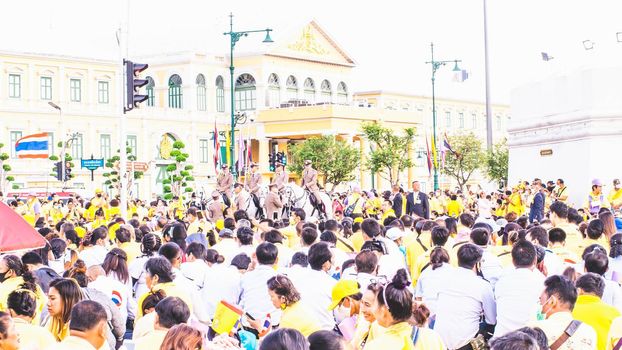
508;66;622;207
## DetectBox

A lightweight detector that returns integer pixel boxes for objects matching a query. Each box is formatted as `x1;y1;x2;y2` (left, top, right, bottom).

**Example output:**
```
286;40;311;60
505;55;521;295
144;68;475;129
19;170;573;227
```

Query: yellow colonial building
0;20;508;199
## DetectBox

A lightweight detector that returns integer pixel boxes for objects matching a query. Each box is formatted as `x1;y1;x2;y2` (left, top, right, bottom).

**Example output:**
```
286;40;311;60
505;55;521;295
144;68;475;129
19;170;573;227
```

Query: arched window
304;78;315;103
266;73;280;108
320;79;332;103
286;75;298;101
235;73;256;111
168;74;183;109
337;81;348;104
216;76;225;112
146;76;155;107
196;74;206;111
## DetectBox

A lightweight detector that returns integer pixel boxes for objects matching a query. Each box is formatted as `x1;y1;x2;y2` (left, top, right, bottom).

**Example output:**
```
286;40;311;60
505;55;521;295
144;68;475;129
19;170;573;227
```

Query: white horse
235;184;268;219
283;183;333;221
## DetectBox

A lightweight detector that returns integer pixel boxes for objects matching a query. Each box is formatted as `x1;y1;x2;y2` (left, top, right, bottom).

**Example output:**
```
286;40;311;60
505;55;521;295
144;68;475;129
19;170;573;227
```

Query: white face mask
334;303;351;324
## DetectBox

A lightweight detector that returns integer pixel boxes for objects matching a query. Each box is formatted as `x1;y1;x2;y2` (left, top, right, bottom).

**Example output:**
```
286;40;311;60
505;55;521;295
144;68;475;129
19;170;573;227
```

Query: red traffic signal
124;59;149;112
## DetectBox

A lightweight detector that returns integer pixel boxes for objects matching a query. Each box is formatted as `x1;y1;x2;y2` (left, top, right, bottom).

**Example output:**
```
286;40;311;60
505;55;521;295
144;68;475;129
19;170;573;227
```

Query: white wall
508;66;622;207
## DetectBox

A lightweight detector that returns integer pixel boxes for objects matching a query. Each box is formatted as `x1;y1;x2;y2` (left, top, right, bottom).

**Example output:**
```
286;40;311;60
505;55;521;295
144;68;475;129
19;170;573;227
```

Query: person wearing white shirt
341;250;380;292
211;228;239;264
158;242;210;323
526;226;565;275
129;233;161;301
584;249;622;312
202;253;249;319
477;195;493;219
532;275;597;350
235;226;256;258
264;230;294;270
493;240;545;338
360;219;408;280
469;227;503;286
87;265;137;325
286;242;337;330
414;247;455;316
180;242;211;291
434;243;496;349
79;227;109;268
239;242;280;321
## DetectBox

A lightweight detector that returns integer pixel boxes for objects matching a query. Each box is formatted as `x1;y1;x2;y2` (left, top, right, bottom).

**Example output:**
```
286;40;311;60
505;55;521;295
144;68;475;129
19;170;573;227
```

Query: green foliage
444;132;486;190
101;148;144;197
163;193;173;200
361;122;415;186
11;184;19;190
49;155;59;161
162;139;194;200
288;135;361;192
0;147;13;193
485;138;509;187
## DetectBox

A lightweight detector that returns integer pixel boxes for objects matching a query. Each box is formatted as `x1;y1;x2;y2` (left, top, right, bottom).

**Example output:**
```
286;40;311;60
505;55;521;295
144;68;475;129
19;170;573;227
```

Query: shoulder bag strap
337;236;355;253
550;320;582;350
614;337;622;350
416;237;428;252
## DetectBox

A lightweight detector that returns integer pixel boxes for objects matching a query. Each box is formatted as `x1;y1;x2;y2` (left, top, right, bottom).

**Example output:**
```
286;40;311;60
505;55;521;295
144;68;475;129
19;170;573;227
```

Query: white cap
386;227;405;241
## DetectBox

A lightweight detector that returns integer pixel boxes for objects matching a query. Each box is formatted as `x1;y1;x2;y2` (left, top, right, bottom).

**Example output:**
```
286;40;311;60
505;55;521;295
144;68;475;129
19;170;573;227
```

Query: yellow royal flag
225;132;231;165
431;135;438;169
211;300;243;335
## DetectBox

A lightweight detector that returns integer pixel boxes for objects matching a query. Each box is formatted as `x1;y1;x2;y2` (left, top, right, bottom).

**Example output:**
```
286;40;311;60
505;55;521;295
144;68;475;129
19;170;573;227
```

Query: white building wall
508;66;622;207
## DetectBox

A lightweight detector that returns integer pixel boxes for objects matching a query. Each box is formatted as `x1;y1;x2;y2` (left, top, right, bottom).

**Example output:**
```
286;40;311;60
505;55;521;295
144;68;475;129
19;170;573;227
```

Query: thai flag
15;132;49;159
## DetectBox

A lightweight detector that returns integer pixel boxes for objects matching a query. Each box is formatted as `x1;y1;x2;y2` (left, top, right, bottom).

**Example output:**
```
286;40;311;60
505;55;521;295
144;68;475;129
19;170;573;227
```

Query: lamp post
48;102;64;183
224;13;273;178
483;0;493;151
425;42;461;191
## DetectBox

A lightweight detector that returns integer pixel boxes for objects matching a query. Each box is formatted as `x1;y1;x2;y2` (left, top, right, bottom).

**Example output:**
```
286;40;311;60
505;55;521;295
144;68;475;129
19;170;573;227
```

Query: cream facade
0;20;509;199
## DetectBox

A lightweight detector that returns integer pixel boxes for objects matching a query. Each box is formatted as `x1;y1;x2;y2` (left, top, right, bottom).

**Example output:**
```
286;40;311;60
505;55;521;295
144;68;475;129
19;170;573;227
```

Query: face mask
96;194;102;198
334;303;351;324
538;296;553;320
0;271;8;283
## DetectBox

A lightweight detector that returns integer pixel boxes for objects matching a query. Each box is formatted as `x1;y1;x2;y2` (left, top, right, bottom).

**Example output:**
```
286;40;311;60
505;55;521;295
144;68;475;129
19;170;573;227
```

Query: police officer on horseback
216;164;233;207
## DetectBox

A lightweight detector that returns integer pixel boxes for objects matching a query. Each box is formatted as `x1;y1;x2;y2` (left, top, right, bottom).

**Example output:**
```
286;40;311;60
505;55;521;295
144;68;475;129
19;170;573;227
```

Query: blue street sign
81;158;104;171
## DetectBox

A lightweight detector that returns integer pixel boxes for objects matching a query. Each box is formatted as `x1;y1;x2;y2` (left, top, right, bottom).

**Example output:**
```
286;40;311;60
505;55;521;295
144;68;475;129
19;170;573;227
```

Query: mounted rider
271;162;289;195
233;182;249;212
216;163;234;207
301;159;323;213
245;162;264;217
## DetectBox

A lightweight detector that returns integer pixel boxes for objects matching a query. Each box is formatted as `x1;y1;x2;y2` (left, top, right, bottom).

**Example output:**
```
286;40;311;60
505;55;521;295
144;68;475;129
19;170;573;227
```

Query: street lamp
224;13;273;178
48;102;65;184
425;42;461;192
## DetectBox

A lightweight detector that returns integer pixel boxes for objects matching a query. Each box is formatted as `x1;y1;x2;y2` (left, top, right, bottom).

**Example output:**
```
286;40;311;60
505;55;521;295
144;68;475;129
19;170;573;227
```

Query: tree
485;138;509;187
0;144;15;193
102;146;144;197
444;132;486;190
361;122;415;186
288;135;360;192
162;141;194;201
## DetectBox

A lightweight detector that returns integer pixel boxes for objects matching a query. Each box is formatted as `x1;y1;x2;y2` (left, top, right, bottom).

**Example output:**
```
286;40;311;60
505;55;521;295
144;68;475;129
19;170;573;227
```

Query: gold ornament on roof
288;25;329;55
159;134;173;160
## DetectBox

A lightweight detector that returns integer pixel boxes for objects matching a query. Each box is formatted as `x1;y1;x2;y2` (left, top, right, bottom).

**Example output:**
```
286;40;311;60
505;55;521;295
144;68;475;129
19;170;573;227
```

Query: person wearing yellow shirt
548;228;580;266
134;297;191;350
365;269;444;350
507;187;524;216
608;179;622;210
553;178;569;203
281;208;305;249
381;199;396;222
0;256;46;324
262;275;321;337
549;201;584;257
350;218;366;252
49;300;110;350
90;208;108;231
107;199;121;219
405;221;435;280
446;194;463;218
584;179;611;216
607;316;622;350
346;187;365;217
7;289;56;350
115;225;141;264
136;257;193;319
429;192;444;217
363;192;382;220
577;219;610;256
572;273;621;350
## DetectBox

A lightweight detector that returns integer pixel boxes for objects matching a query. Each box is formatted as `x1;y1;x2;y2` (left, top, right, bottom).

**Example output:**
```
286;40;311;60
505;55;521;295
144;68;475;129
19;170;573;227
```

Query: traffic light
124;59;149;113
55;161;63;181
268;153;275;172
64;161;72;181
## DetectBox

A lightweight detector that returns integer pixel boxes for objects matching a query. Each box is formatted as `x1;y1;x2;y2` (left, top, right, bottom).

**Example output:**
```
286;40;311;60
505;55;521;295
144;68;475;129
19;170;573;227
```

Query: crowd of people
0;172;622;350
